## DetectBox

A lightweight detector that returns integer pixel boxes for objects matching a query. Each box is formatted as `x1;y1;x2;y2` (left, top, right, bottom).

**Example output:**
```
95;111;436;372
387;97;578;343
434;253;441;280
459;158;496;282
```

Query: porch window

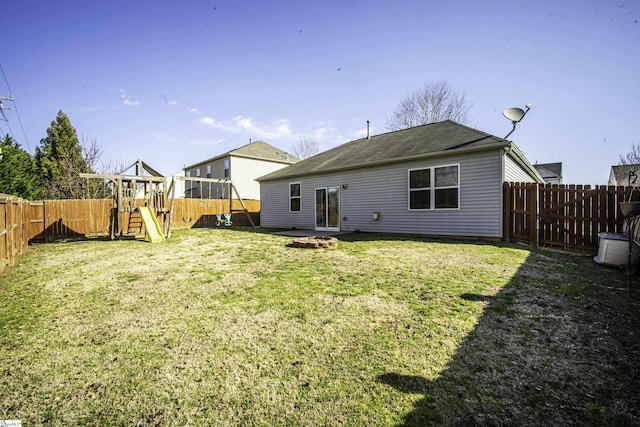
409;164;459;210
290;182;301;212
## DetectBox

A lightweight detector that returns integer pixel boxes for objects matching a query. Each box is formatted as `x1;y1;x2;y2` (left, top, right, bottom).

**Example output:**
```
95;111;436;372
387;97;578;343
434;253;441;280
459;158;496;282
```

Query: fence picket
23;198;261;242
0;195;30;273
505;183;634;254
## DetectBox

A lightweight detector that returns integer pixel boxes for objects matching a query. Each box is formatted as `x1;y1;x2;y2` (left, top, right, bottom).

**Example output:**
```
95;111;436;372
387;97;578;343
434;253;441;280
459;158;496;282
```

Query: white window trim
289;182;302;213
408;163;460;211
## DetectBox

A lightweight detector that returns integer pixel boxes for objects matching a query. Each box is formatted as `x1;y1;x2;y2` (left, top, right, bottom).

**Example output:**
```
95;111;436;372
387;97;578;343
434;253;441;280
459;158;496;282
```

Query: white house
183;140;299;200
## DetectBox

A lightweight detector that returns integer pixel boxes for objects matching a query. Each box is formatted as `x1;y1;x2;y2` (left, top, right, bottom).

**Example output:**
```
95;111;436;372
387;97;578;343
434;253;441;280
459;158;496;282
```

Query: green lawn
1;228;638;426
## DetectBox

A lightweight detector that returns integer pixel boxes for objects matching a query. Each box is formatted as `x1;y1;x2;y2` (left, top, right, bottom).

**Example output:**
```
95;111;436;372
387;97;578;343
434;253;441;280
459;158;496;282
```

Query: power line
0;64;31;151
0;119;9;138
0;110;16;141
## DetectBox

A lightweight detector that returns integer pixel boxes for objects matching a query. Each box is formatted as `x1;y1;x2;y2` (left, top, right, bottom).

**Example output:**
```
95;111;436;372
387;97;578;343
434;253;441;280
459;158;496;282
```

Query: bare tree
98;156;132;175
82;135;103;172
80;136;132;198
82;135;132;174
293;136;320;159
619;143;640;165
386;81;472;131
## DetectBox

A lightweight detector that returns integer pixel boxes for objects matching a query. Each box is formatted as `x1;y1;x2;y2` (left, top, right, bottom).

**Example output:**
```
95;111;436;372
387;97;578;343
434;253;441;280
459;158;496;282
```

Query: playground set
80;159;255;243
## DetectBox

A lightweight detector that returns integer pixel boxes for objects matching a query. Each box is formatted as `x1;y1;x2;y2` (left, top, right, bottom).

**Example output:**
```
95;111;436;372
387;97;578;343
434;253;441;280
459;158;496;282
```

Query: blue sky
2;0;638;184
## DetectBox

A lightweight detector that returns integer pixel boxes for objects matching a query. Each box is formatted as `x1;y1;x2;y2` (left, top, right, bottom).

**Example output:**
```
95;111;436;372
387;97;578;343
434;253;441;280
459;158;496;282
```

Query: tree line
0;110;114;200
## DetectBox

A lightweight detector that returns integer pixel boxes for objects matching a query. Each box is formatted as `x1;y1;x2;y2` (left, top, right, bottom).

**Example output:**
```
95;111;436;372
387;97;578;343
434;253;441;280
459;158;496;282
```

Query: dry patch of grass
0;229;639;426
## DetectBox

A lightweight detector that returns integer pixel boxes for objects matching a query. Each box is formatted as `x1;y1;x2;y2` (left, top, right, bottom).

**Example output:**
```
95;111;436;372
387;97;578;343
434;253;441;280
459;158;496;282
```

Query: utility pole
0;95;14;120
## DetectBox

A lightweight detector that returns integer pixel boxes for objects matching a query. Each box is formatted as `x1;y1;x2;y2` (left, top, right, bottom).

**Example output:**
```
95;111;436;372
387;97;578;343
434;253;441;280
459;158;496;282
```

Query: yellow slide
138;207;165;243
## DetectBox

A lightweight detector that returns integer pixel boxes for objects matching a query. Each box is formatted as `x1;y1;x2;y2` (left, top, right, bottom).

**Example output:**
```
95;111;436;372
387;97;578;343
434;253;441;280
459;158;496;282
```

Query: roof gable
185;140;299;169
120;159;164;177
534;162;562;178
230;140;299;163
258;121;513;181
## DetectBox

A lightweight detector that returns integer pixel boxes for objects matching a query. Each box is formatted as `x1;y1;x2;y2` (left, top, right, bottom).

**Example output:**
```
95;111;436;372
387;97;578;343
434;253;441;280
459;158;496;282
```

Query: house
257;121;543;238
534;162;563;184
609;164;640;186
183;140;299;200
166;169;185;198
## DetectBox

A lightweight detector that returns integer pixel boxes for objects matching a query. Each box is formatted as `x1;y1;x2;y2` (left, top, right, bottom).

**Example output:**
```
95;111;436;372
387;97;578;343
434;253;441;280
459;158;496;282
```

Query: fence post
503;182;512;243
7;197;14;268
0;198;6;272
530;183;539;247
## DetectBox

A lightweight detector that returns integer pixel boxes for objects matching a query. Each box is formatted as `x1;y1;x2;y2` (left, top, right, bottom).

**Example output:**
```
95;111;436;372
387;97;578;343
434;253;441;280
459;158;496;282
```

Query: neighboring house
183;140;299;200
166;170;186;198
257;120;543;238
534;162;563;185
609;164;640;186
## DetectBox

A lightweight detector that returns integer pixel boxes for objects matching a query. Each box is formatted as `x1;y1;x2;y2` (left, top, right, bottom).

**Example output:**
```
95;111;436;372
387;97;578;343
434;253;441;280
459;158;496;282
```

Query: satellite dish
503;107;525;123
502;104;532;139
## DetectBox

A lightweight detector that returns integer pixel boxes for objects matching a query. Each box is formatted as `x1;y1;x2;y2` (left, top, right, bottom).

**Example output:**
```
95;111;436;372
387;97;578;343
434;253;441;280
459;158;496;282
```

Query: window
223;159;230;178
289;182;301;212
196;168;201;177
409;164;459;210
206;165;211;178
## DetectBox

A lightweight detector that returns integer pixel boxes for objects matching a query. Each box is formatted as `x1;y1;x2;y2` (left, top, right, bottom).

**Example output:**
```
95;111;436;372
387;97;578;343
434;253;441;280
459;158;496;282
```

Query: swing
216;182;227;226
214;182;233;227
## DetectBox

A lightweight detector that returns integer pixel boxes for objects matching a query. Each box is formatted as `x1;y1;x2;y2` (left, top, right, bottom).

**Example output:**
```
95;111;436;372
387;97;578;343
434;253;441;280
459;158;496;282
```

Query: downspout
500;146;509;239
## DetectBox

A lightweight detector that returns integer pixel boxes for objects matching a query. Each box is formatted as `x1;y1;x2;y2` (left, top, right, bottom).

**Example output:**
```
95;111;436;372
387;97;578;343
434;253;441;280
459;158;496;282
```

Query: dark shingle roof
534;162;563;180
535;162;562;177
257;120;511;182
185;140;298;169
230;140;299;163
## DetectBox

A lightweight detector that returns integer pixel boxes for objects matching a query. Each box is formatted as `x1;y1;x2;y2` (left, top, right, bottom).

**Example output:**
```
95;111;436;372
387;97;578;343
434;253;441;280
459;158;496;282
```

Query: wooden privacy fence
504;183;630;254
27;198;261;242
0;194;30;273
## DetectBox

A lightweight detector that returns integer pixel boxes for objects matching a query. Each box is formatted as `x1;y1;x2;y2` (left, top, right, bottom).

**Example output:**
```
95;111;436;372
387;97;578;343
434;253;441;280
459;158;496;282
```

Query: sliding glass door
315;187;340;231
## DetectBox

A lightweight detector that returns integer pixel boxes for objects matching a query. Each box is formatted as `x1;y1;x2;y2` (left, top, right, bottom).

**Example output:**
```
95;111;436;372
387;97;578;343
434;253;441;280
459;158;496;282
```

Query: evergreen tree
0;135;44;200
35;110;92;199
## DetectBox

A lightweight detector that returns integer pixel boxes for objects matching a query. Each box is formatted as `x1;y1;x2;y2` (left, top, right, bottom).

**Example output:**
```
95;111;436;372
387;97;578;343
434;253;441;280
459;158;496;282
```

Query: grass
1;228;639;426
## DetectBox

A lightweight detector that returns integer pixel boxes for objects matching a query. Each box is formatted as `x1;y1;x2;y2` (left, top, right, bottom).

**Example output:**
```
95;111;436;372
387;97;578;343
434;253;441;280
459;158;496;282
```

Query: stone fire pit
291;236;339;249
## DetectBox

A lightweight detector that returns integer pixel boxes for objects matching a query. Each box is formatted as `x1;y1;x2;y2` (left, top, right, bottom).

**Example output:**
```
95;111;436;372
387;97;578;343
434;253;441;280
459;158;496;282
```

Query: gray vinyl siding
505;154;537;183
184;158;227;198
260;149;505;238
